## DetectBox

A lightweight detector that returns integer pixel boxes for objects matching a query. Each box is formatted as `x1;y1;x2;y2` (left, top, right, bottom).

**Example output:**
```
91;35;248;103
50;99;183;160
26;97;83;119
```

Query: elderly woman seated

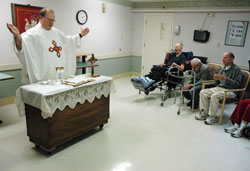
224;98;250;138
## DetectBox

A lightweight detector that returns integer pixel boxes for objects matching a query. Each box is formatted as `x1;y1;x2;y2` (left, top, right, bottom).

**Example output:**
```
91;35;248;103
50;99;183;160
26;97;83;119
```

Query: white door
141;13;174;75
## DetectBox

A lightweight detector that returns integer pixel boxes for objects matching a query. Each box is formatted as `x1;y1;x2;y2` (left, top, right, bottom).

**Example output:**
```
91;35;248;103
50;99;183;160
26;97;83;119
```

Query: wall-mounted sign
225;20;249;47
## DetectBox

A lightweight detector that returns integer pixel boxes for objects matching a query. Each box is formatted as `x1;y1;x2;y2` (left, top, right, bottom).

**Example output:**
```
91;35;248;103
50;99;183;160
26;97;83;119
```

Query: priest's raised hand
80;28;90;38
6;23;22;51
6;23;20;36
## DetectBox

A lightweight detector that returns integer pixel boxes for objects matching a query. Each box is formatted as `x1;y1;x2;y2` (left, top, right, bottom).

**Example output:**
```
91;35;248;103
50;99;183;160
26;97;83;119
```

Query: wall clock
76;10;88;25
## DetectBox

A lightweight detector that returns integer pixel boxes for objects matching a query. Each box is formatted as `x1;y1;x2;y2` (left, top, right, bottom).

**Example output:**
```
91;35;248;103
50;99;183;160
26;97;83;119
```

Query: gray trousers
183;85;201;105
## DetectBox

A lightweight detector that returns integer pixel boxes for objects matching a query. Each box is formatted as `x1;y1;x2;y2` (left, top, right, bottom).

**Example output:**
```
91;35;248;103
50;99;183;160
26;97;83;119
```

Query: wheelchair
131;66;184;105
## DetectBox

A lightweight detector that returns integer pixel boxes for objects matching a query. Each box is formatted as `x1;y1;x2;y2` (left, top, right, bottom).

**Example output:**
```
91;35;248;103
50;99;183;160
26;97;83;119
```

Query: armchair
218;70;250;124
201;68;250;124
201;63;223;90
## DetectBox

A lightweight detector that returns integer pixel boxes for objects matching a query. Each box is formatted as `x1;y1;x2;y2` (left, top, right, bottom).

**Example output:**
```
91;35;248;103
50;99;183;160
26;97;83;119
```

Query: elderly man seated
131;42;186;93
183;58;211;109
195;52;242;125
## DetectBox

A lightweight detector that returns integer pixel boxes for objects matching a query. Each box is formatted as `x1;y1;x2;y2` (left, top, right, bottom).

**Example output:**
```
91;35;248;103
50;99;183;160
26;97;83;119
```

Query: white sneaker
224;125;238;133
231;129;242;138
195;112;209;121
204;116;218;125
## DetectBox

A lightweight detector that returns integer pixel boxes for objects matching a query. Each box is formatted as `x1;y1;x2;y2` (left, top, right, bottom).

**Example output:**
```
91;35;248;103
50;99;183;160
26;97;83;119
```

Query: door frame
141;13;174;75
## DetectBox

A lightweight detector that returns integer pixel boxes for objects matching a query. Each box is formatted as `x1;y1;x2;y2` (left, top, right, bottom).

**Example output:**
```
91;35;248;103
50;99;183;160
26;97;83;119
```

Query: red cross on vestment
48;40;62;57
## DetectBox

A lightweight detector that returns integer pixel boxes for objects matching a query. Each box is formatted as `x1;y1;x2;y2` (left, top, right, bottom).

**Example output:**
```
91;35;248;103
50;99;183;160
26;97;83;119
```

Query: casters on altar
99;124;104;130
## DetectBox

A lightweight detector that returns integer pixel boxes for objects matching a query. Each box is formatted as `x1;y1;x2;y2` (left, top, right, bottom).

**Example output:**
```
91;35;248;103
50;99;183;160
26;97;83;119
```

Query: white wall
132;11;250;68
173;12;250;67
1;0;46;68
132;13;144;56
0;0;133;68
2;1;249;69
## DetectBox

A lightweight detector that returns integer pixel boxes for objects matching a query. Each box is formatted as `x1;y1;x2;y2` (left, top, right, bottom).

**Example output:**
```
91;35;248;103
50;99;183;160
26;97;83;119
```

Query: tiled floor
0;76;249;171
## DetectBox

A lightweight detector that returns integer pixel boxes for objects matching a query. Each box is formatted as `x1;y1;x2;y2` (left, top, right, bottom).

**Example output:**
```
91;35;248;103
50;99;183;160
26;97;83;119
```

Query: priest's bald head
39;8;55;30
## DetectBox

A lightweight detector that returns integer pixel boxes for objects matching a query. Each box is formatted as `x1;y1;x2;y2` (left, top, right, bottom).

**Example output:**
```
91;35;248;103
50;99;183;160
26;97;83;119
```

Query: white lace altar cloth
15;75;112;119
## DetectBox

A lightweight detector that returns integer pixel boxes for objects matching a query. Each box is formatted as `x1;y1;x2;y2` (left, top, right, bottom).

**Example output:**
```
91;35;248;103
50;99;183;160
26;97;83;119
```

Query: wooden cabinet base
25;95;110;152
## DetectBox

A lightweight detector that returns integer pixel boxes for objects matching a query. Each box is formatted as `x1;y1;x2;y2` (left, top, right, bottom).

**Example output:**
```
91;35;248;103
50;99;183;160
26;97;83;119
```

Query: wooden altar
16;75;112;152
25;95;109;152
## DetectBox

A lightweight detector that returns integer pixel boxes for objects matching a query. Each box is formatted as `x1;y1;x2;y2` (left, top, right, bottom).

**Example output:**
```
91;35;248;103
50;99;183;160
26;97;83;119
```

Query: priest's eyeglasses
46;18;56;23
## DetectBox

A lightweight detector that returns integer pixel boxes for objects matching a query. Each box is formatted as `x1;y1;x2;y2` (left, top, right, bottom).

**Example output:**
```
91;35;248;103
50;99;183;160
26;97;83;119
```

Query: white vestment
14;23;81;84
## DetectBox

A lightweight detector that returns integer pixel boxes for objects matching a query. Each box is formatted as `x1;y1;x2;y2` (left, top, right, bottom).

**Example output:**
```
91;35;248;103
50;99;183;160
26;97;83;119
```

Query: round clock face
76;10;88;25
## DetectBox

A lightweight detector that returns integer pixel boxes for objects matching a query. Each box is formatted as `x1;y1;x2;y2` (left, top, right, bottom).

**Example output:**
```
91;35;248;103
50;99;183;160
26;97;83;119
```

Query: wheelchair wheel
177;111;180;115
243;127;250;139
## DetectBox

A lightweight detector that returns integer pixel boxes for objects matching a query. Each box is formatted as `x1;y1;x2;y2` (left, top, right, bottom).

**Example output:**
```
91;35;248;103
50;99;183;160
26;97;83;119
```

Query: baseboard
130;72;141;77
0;64;22;71
110;72;141;79
0;96;15;106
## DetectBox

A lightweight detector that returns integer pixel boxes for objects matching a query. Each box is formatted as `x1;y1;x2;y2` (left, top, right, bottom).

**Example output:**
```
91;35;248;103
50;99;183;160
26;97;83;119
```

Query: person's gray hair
191;58;201;66
175;42;183;49
179;42;183;48
227;52;235;59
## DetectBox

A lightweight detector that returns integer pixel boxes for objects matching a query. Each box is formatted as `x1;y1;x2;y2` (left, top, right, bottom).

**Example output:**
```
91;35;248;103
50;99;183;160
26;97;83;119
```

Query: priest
7;8;89;84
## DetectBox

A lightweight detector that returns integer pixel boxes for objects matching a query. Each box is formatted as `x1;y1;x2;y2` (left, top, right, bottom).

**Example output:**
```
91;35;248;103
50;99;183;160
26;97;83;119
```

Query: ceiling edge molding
100;0;134;8
132;7;250;13
132;1;250;9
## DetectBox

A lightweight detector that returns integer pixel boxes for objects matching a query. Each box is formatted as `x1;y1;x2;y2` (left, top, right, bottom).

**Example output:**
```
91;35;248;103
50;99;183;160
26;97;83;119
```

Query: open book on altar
63;76;95;87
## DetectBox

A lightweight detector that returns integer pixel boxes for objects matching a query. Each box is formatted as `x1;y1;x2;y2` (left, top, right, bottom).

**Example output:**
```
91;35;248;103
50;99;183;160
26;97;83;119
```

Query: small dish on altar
39;81;49;85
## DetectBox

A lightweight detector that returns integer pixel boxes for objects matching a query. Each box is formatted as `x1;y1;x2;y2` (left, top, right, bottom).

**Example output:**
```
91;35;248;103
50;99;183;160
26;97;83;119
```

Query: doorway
141;13;174;75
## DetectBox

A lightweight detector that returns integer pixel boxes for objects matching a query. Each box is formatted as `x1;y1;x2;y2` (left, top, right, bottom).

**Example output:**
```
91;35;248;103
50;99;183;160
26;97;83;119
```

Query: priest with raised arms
7;8;90;84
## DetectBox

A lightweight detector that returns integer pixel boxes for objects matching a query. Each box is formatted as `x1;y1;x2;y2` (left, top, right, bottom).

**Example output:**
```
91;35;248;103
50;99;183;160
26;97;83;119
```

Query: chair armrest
201;80;216;89
220;88;247;105
224;88;246;93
